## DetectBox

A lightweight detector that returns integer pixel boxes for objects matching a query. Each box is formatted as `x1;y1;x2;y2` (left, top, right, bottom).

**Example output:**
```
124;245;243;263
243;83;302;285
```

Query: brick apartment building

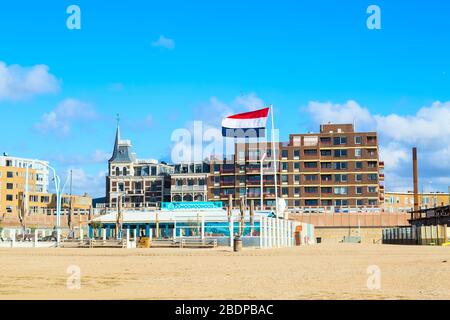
207;123;385;209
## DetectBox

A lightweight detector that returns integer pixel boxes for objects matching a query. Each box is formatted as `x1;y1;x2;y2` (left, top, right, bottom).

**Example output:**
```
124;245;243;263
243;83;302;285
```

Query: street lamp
25;160;62;243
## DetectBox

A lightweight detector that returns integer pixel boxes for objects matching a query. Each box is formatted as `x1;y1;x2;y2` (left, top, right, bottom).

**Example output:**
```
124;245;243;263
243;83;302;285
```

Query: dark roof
109;126;136;163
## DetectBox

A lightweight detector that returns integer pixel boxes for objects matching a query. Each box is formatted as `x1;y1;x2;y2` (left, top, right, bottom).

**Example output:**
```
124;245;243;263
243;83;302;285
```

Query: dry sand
0;244;448;300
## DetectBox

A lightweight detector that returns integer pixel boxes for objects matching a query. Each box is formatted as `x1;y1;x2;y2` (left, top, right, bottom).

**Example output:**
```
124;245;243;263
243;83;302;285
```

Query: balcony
171;185;207;192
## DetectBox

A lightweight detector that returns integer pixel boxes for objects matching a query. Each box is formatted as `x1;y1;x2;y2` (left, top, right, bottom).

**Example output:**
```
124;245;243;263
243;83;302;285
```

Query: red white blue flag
222;107;269;138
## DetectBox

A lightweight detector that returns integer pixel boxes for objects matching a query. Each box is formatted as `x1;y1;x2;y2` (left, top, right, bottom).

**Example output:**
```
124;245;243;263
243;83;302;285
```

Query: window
282;187;289;196
281;175;289;183
355;149;362;157
333;137;347;145
355;136;362;144
368;161;377;168
320;137;331;144
294;162;300;170
6;183;13;190
355;162;363;170
294;187;301;195
321;174;332;181
355;174;363;182
214;164;220;172
320;150;332;156
356;187;363;195
6;194;13;201
333;162;348;170
334;187;348;195
321;187;332;194
368;174;378;181
7;171;13;178
281;150;289;158
281;162;289;171
294;175;300;183
305;199;319;206
335;199;348;206
368;186;378;193
305;174;318;181
334;149;348;157
304;162;318;169
368;199;378;206
304;187;318;193
356;199;364;206
335;174;348;182
321;162;332;169
294;150;300;158
304;149;317;156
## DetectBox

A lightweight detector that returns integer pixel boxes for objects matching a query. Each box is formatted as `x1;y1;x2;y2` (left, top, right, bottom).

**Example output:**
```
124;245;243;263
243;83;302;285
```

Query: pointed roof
109;116;135;163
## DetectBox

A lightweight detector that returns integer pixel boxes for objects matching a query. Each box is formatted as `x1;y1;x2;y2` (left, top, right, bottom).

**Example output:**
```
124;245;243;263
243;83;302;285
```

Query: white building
0;154;50;193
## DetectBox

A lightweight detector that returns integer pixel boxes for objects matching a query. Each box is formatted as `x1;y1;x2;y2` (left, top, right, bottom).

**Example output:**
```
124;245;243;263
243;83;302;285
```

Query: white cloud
304;100;450;192
35;98;97;135
151;35;175;50
0;61;60;100
64;168;107;197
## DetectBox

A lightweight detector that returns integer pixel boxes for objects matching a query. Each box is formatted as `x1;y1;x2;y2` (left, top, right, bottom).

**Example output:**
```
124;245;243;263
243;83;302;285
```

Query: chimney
413;147;420;218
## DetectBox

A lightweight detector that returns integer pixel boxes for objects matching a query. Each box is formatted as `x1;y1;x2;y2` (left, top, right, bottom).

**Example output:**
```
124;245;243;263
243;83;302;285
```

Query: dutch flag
222;107;270;138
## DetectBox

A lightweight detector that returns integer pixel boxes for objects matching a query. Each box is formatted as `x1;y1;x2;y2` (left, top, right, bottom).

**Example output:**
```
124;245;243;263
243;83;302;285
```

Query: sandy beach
0;244;448;300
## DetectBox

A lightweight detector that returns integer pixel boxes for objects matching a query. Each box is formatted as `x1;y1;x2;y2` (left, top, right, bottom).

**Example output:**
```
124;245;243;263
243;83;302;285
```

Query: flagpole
270;105;279;218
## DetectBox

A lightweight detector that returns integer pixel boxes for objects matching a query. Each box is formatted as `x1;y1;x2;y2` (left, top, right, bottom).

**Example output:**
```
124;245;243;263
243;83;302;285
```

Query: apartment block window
356;187;363;195
368;161;378;168
304;162;318;169
320;150;332;156
294;162;300;171
304;187;318;193
320;137;331;144
294;200;301;207
335;174;348;182
355;174;363;182
304;149;317;156
305;174;318;181
6;195;13;201
305;199;319;206
355;136;363;144
334;187;348;195
321;162;332;169
355;162;363;170
6;183;13;190
321;187;332;194
333;162;348;170
294;187;301;195
333;137;347;145
367;136;377;143
368;174;378;181
281;175;289;183
367;149;377;156
356;199;364;206
281;150;289;158
368;186;378;193
282;187;289;196
281;162;289;171
213;189;220;197
335;199;348;206
294;150;300;159
355;149;362;157
321;200;333;206
294;175;300;183
321;174;332;182
334;149;348;157
368;199;378;206
7;171;13;178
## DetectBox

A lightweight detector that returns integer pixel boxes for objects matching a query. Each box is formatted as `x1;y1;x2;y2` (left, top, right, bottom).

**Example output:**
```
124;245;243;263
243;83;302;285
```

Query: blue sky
1;0;450;197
